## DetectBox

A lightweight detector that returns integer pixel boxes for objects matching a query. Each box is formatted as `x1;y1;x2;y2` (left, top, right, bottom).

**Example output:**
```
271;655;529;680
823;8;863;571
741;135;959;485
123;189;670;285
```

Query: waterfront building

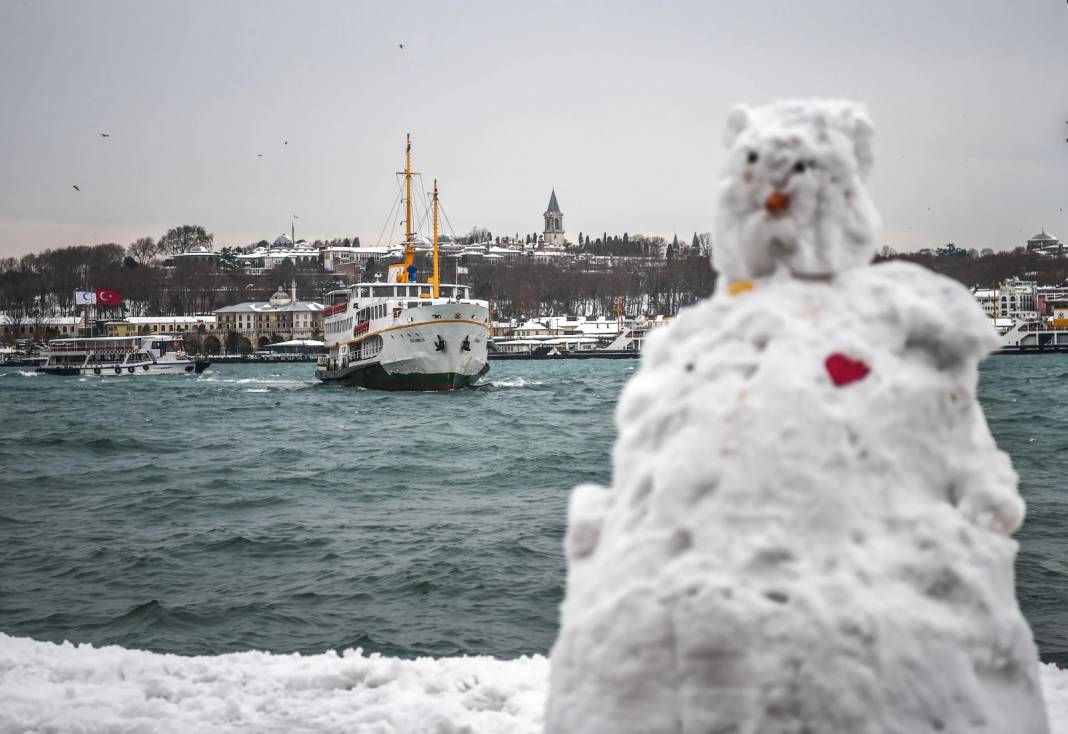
0;315;82;340
321;245;395;273
165;246;221;267
1037;283;1068;316
972;288;998;318
998;277;1037;320
234;236;321;273
214;284;324;350
543;190;565;247
106;315;216;336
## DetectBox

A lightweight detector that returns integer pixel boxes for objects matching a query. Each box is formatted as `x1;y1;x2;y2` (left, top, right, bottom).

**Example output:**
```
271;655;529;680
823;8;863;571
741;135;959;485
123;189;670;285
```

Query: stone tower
543;189;565;247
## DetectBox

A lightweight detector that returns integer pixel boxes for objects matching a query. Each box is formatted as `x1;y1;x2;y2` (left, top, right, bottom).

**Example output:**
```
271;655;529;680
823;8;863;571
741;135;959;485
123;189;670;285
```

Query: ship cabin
44;335;183;365
322;282;483;349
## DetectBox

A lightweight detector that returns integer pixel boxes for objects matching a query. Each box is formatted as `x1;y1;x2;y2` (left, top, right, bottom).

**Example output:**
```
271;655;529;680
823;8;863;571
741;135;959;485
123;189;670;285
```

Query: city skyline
1;0;1065;258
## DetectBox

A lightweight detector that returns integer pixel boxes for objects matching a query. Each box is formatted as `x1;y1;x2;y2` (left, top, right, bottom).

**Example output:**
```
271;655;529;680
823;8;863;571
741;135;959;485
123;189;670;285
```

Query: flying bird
284;140;288;146
99;133;110;138
399;43;404;49
72;185;80;191
257;153;263;157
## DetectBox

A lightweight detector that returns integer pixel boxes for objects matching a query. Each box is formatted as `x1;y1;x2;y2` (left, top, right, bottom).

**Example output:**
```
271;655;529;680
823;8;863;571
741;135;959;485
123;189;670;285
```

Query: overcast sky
0;0;1065;258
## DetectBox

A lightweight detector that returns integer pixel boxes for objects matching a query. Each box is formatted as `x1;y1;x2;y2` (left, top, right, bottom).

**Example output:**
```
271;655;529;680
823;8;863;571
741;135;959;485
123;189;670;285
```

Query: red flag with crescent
95;288;122;306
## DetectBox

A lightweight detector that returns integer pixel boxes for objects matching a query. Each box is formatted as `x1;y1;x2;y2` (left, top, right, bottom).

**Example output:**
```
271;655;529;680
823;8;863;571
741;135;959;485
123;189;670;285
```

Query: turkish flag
95;288;123;306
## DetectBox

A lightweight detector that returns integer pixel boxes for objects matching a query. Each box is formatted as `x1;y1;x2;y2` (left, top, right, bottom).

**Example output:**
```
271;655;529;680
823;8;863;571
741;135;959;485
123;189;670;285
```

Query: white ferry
316;135;490;390
601;317;672;352
38;335;208;376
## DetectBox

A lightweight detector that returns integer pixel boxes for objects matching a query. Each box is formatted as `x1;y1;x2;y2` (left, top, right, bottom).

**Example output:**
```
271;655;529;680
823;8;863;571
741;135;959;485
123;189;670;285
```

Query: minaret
543;189;565;247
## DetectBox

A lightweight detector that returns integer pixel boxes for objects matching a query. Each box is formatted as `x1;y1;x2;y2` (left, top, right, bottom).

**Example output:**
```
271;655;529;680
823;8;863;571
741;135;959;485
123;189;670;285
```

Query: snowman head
712;99;880;283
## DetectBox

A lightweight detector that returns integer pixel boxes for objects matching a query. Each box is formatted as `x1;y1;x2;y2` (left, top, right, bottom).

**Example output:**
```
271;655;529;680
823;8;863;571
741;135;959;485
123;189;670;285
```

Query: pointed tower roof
545;189;561;214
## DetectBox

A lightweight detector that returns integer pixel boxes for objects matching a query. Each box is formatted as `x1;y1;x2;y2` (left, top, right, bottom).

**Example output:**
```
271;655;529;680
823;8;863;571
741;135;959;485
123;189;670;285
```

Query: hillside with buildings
3;201;1067;353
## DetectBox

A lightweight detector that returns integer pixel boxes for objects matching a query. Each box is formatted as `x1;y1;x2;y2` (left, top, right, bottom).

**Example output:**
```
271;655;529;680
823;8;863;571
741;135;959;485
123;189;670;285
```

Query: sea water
0;357;1066;663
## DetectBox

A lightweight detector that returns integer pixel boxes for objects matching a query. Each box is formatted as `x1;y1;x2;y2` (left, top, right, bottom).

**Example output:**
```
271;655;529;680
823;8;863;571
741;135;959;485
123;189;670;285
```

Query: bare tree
128;237;159;266
158;225;213;255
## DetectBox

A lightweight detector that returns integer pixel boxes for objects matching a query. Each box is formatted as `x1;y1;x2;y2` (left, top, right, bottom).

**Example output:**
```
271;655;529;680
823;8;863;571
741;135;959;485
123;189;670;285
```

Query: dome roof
273;234;293;246
1029;230;1056;241
269;286;293;306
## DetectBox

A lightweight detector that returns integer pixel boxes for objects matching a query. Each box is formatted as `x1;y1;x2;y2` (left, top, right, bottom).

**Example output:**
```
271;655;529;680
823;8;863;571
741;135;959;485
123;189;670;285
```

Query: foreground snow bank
0;633;547;734
2;633;1068;733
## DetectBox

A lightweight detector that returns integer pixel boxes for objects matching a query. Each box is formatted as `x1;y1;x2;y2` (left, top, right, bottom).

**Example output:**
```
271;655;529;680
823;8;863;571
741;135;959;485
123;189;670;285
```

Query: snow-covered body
546;100;1049;733
37;335;205;376
547;262;1047;733
316;282;490;391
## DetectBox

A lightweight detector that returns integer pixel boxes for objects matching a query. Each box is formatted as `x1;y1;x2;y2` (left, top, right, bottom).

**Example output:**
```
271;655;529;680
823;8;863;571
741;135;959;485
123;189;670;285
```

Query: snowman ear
837;103;874;179
724;105;752;148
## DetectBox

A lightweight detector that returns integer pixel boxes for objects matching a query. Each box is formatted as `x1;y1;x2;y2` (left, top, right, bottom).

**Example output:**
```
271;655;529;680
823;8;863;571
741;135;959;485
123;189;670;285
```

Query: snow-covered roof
1029;230;1057;241
171;249;219;258
236;248;318;260
126;316;216;323
322;246;392;255
0;315;80;325
216;301;323;314
275;302;324;312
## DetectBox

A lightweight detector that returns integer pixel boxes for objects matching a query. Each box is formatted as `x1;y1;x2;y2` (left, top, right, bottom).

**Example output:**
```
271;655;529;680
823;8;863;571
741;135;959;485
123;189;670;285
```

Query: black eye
793;161;807;174
746;151;758;164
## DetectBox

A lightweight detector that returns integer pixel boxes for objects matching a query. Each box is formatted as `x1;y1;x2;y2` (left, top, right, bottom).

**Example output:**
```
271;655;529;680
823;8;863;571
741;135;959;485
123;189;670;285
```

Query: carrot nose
765;191;790;213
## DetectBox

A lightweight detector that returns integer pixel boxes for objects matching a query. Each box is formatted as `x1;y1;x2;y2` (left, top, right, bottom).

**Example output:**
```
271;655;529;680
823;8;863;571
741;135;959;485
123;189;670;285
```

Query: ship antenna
405;134;413;246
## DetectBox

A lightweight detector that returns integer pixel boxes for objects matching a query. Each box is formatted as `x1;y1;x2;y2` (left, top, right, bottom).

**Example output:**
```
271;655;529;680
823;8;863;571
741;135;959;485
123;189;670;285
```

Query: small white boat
37;335;208;376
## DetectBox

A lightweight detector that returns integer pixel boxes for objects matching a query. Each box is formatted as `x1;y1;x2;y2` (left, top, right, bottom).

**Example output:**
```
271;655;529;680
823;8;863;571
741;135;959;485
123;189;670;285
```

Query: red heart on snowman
825;352;870;387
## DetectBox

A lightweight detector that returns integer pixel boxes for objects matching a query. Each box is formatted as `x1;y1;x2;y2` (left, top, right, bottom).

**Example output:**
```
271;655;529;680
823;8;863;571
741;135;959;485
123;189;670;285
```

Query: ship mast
432;179;440;298
398;133;417;282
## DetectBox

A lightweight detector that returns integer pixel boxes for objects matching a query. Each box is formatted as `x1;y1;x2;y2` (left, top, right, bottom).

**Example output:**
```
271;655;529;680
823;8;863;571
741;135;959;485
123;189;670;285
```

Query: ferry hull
324;363;488;391
38;363;198;377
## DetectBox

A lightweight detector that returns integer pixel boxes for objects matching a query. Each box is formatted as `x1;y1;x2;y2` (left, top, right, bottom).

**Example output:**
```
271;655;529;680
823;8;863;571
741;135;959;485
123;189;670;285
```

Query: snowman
545;100;1049;734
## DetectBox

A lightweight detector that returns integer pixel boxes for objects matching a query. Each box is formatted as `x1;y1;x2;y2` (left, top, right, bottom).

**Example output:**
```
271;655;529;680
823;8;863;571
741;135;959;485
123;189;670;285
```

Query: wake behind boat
38;335;209;376
316;135;490;391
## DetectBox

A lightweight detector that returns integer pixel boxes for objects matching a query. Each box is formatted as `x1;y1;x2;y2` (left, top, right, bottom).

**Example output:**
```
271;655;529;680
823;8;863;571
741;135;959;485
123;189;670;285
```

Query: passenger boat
37;335;209;376
316;136;491;390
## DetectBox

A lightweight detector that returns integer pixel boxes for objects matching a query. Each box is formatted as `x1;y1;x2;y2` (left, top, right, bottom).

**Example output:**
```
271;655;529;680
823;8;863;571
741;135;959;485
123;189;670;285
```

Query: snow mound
546;261;1047;733
0;633;547;734
546;98;1047;733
